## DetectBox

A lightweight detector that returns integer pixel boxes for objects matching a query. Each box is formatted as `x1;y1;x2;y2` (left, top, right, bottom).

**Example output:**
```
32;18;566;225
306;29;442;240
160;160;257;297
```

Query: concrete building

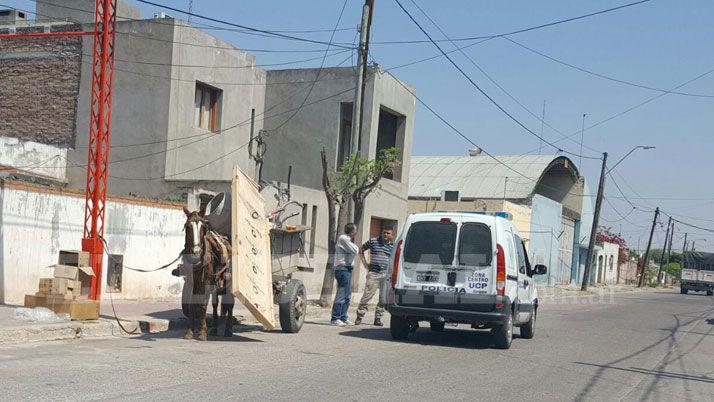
590;241;620;285
408;153;592;285
0;2;416;297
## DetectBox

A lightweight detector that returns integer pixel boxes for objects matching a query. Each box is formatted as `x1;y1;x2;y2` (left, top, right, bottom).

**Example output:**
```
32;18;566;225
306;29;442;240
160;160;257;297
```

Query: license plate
416;271;440;282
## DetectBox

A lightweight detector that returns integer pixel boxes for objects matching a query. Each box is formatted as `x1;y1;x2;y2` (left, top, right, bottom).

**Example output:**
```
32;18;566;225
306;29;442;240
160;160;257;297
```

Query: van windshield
404;221;457;265
458;223;492;266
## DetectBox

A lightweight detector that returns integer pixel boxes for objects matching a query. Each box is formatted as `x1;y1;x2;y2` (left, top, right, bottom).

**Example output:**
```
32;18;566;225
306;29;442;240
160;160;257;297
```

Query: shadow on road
575;362;714;384
338;325;499;349
574;305;714;400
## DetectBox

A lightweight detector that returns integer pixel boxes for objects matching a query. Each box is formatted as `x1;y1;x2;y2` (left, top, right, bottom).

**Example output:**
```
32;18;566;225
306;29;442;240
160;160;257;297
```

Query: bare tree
317;147;399;306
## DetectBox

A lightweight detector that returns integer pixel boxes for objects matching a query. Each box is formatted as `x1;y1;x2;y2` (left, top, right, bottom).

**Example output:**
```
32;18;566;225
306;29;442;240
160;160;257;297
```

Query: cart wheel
279;280;307;333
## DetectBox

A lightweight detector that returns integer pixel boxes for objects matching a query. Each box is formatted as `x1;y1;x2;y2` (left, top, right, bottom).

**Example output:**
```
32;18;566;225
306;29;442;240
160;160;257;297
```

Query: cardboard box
58;250;90;267
38;277;80;296
52;264;95;296
24;294;99;320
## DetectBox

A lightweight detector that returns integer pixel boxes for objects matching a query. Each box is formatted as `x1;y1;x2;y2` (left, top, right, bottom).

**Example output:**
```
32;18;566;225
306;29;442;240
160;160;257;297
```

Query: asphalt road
0;289;712;401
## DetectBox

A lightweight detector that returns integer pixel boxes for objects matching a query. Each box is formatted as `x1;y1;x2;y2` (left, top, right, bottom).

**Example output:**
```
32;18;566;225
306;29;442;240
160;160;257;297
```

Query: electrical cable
12;1;356;53
372;0;651;45
394;0;601;160
504;37;714;99
135;0;354;49
407;0;592;157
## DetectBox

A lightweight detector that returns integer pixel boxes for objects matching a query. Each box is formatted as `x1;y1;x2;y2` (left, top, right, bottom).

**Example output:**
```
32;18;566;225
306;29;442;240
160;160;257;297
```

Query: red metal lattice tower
82;0;117;301
2;2;116;301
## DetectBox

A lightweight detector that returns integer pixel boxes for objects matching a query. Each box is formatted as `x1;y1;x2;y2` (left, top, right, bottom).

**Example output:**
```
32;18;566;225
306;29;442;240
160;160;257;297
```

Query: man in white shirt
331;223;359;326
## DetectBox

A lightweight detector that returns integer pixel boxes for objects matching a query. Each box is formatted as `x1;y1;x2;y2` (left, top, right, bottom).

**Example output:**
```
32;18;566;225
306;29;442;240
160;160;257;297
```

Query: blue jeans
331;267;352;322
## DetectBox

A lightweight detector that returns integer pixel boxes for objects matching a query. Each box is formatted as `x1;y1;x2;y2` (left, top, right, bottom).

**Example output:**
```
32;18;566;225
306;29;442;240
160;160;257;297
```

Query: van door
401;220;459;292
458;222;494;295
514;234;532;305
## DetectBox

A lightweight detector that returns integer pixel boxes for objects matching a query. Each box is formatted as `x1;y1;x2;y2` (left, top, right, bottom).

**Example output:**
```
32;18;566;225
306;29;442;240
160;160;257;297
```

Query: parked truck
680;251;714;296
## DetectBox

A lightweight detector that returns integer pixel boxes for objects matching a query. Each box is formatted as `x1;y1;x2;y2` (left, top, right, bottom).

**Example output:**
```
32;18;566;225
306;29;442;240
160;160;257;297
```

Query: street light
606;145;656;174
691;238;707;251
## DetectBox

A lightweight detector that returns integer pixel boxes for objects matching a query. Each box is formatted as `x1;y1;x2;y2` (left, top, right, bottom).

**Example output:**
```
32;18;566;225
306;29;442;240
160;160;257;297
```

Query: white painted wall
0;136;68;182
0;181;185;304
593;241;619;284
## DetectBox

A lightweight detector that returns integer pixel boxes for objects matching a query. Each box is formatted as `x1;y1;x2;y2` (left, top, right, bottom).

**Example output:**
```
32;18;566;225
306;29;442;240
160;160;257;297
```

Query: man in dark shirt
355;227;394;326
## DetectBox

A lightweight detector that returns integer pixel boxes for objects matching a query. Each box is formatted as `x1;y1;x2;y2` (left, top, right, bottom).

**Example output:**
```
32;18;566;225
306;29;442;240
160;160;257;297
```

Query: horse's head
183;205;208;255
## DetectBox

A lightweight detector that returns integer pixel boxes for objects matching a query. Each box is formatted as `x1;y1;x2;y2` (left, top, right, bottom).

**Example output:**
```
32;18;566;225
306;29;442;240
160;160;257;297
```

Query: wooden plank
231;165;276;330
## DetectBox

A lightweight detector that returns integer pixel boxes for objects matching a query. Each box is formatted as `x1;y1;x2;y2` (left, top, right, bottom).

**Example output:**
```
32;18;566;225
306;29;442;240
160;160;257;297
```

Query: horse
182;206;235;340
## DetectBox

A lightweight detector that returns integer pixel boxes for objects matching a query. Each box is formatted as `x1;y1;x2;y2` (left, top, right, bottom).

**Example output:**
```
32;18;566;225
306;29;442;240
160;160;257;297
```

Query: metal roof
408;155;576;199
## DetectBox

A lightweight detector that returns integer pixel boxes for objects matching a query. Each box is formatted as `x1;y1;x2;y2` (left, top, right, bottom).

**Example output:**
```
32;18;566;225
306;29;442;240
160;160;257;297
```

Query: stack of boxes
24;250;99;320
36;250;95;301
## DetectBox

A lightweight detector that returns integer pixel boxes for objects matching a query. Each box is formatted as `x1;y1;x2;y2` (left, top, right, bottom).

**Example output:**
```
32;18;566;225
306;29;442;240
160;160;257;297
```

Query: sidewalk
0;297;339;345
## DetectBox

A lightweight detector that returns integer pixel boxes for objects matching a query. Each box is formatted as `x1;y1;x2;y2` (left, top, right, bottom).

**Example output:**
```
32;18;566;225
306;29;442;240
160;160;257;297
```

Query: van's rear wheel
681;287;688;294
493;311;513;349
390;315;410;340
519;308;536;339
707;290;713;296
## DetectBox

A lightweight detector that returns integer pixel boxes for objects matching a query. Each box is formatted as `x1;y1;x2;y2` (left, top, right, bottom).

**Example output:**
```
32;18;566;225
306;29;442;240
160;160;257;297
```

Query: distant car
680;251;714;296
382;212;547;349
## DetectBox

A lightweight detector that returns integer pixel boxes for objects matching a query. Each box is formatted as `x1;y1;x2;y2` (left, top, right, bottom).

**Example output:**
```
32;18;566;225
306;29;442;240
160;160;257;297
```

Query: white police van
382;212;547;349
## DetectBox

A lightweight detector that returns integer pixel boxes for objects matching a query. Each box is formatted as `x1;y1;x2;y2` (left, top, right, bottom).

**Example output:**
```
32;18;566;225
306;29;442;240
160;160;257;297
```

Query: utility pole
538;100;546;154
349;0;375;159
638;207;660;287
579;114;586;169
581;152;607;291
657;216;672;284
682;233;688;254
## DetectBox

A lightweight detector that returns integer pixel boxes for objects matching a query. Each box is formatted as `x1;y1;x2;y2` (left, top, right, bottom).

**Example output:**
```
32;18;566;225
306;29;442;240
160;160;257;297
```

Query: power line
407;0;592;156
394;0;600;160
135;0;354;49
15;1;355;53
372;0;651;45
102;0;351;181
504;37;714;99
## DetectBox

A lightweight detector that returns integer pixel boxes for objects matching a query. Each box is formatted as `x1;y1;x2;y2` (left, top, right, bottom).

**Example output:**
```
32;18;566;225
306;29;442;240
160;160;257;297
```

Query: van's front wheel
519;308;536;339
493;311;513;349
390;315;410;340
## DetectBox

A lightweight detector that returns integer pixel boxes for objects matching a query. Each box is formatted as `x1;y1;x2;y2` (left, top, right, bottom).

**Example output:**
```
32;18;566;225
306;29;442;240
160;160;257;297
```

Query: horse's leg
184;285;195;340
197;289;209;341
223;294;234;337
210;288;218;336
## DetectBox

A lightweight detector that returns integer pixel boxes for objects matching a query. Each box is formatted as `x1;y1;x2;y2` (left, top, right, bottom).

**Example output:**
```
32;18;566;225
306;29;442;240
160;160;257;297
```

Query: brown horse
182;206;234;340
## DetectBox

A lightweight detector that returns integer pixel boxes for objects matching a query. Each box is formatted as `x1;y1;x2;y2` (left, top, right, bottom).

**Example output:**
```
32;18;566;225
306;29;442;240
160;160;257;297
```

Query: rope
100;237;183;272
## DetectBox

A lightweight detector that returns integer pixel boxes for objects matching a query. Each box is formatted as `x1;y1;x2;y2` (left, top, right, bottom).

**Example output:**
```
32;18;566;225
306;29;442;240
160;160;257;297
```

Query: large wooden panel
231;165;276;330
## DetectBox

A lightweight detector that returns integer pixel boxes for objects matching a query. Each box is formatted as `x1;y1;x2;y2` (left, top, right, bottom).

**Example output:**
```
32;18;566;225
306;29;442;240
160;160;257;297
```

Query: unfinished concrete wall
0;180;185;305
262;67;356;190
0;25;82;146
66;18;175;197
36;0;140;24
163;21;266;188
0;136;68;182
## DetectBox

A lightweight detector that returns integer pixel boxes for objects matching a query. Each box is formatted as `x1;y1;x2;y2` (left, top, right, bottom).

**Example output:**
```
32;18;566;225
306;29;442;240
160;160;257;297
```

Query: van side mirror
533;264;547;275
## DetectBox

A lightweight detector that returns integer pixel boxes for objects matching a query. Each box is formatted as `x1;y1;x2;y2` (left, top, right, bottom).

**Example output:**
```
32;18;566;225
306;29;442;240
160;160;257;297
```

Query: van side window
458;223;492;266
514;234;527;274
404;221;457;265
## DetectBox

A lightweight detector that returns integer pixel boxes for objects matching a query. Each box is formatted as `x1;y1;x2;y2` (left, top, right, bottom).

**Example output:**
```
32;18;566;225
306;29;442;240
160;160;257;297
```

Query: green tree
318;147;400;306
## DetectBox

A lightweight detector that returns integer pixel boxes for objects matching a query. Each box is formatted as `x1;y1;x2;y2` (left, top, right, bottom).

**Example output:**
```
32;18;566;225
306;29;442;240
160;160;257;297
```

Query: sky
6;0;714;252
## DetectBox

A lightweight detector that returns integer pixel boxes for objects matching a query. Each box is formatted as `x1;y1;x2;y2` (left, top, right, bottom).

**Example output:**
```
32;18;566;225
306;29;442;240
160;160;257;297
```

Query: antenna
188;0;193;23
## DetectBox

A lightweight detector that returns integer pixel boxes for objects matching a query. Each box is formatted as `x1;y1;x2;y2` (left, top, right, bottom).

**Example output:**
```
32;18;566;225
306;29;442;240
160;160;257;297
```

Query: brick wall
0;24;82;146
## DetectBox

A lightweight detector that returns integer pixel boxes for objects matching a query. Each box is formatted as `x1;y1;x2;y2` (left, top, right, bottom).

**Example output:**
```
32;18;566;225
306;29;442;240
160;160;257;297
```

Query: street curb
0;320;116;345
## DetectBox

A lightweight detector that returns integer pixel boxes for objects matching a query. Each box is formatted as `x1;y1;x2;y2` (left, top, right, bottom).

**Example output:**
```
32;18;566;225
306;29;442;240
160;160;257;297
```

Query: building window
194;82;221;132
376;106;406;181
337;102;353;167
